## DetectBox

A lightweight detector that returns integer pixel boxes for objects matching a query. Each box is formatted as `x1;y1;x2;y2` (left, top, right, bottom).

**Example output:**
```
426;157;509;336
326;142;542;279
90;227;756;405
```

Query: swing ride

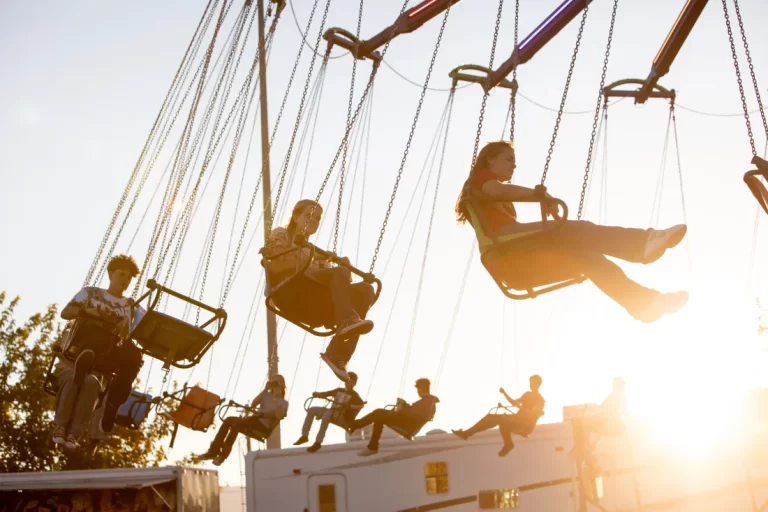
16;0;768;509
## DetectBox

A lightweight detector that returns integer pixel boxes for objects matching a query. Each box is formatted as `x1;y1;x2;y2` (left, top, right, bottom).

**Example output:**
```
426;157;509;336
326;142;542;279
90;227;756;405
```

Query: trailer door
307;474;347;512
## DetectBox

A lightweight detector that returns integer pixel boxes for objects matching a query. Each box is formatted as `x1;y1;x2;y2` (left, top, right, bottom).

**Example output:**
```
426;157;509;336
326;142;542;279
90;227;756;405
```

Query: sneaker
65;434;79;450
451;429;470;441
73;349;95;388
498;442;514;457
635;291;689;323
294;436;309;446
336;316;374;341
195;451;217;461
212;455;226;466
643;225;687;263
307;442;322;453
320;353;350;382
358;447;378;457
52;425;67;446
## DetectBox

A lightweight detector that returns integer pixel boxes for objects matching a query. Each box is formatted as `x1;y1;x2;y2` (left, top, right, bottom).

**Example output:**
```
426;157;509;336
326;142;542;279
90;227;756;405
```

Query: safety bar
303;395;365;412
218;399;261;422
489;403;515;415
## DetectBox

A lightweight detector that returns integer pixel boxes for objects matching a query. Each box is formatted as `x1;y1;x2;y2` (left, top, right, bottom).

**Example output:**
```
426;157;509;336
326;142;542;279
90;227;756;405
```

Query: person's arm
481;181;559;216
60;289;97;320
312;389;338;400
263;228;311;275
249;390;268;409
499;387;520;408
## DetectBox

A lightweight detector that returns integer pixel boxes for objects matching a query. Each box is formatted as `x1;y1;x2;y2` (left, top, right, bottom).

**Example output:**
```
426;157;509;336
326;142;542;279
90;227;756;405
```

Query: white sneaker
337;318;374;340
643;225;687;263
636;291;688;323
52;425;67;447
65;434;79;450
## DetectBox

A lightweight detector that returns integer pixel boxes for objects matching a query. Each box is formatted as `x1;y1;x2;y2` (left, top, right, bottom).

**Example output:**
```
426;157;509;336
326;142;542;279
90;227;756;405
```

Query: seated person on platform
452;375;545;457
351;377;439;457
455;141;688;323
197;375;289;465
263;199;376;382
571;377;628;461
55;254;145;444
294;371;365;453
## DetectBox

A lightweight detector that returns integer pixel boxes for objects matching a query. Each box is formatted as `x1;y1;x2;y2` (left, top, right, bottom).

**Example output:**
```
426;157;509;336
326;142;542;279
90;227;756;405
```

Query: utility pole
256;0;280;450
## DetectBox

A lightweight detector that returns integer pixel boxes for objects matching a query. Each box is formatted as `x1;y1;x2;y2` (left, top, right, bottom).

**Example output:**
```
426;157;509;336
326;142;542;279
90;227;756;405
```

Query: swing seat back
464;197;585;299
115;390;154;429
388;418;430;441
62;318;121;366
132;311;214;368
164;386;221;431
267;271;336;332
242;420;278;442
132;279;227;370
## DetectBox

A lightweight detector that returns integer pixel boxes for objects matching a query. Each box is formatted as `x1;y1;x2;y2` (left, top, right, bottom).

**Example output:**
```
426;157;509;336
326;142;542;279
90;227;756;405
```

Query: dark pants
76;322;143;422
309;267;375;362
495;220;658;317
209;416;271;459
464;413;534;447
352;409;415;450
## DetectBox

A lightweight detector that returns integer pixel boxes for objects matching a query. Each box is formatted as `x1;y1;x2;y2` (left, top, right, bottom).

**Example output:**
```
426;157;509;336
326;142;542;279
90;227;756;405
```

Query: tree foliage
0;292;176;472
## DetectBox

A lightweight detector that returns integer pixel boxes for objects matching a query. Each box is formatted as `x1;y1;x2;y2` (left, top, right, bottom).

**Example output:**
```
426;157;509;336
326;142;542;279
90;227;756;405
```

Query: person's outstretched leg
325;282;376;364
198;417;236;459
295;407;325;445
67;375;102;449
452;414;504;440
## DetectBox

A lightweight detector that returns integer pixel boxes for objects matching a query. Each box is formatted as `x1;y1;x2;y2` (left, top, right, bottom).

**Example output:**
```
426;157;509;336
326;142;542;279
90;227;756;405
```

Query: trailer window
478;489;519;509
318;484;336;512
425;462;449;494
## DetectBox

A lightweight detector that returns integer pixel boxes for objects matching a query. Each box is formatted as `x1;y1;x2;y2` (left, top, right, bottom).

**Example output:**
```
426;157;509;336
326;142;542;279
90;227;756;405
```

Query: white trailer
245;419;768;511
0;465;220;511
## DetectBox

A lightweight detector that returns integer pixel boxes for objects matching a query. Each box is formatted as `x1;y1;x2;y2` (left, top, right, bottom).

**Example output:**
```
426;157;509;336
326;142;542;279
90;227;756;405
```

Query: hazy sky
2;0;768;486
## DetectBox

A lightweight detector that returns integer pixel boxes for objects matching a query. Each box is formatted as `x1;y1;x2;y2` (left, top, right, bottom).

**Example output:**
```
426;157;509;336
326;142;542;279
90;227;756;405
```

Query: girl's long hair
454;141;514;223
287;199;322;243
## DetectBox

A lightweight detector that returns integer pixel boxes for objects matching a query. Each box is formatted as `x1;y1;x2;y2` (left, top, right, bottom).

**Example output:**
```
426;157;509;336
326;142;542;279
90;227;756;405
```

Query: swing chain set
576;0;619;221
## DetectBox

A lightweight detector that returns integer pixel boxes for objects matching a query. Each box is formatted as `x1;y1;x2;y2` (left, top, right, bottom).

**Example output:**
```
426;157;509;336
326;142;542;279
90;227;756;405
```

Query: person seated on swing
570;377;628;463
452;374;545;457
455;141;689;323
351;377;440;457
263;199;376;382
56;254;146;441
294;371;365;453
196;374;289;465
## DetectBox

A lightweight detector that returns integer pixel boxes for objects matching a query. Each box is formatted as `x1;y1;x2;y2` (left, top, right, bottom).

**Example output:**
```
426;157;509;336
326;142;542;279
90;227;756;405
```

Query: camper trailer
0;466;220;511
245;413;768;511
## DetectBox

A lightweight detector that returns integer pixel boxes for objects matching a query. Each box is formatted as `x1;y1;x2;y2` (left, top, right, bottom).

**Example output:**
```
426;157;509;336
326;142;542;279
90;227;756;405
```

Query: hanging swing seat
115;390;161;430
304;395;365;431
487;404;544;438
382;403;434;441
463;188;586;300
260;243;382;337
130;279;227;370
745;156;768;215
217;400;281;442
56;316;122;371
160;385;223;448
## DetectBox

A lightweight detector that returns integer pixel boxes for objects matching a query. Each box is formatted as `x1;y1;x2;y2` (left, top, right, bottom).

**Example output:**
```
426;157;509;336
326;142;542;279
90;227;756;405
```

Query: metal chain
368;6;453;274
577;0;619;220
313;0;413;205
509;0;520;142
721;0;756;156
540;6;590;185
270;0;331;220
731;0;768;143
468;0;505;173
333;0;365;254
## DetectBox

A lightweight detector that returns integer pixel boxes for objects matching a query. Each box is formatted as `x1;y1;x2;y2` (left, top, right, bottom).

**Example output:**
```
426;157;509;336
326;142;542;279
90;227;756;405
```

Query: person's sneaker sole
644;225;687;264
73;349;95;388
320;353;349;382
336;319;374;340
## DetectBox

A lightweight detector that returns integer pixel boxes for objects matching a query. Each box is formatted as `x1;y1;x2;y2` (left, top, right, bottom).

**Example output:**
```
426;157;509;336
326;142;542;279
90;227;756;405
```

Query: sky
2;0;768;488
